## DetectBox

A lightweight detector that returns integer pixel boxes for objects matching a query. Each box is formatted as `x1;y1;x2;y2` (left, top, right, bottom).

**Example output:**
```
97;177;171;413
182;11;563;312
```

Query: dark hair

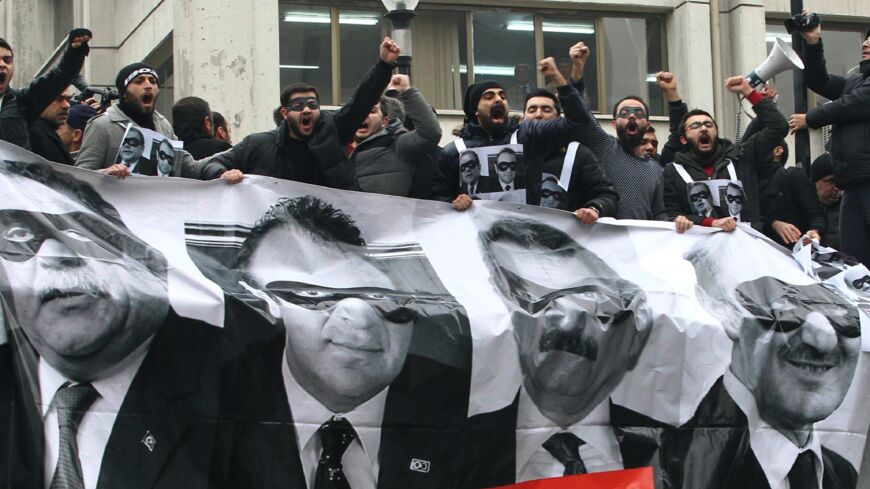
775;140;789;163
612;96;649;119
273;106;284;127
678;109;716;137
726;182;743;192
172;96;212;140
523;89;561;115
211;111;228;131
0;38;12;54
237;196;364;270
280;82;320;107
0;160;166;276
377;96;389;120
645;125;656;134
497;147;517;161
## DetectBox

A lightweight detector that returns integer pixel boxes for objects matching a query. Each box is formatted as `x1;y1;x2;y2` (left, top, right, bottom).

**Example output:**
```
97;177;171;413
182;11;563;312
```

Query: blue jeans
840;181;870;267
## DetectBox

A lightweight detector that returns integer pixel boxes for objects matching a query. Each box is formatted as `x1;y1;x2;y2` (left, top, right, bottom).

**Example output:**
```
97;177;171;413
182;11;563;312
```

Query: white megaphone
745;38;804;88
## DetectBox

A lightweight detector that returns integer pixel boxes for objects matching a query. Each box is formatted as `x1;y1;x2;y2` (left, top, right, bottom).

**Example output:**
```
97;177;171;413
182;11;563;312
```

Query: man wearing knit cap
0;29;92;151
790;18;870;266
57;103;97;161
76;62;201;178
432;57;584;213
812;153;842;249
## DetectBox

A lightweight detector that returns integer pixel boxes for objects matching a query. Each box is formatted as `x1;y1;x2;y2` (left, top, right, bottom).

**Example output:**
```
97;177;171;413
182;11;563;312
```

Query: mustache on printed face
36;269;111;304
782;341;844;373
538;327;598;360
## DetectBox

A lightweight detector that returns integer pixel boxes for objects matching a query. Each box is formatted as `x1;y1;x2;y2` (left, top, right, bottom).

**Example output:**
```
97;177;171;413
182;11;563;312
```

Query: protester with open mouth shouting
76;62;202;178
432;57;585;210
663;73;787;234
202;37;402;188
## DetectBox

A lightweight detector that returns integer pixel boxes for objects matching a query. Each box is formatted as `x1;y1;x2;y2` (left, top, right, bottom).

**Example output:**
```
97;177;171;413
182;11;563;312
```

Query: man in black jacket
663;74;788;233
812;153;842;249
789;21;870;266
760;141;827;246
0;29;91;151
172;96;231;159
28;86;74;165
432;57;582;212
202;37;401;187
522;88;618;221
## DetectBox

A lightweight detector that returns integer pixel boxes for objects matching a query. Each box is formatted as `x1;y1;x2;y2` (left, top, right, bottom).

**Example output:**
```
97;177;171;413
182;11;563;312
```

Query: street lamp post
381;0;419;75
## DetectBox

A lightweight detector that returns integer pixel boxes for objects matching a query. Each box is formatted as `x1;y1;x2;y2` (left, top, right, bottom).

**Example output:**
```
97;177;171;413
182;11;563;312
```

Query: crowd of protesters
0;20;868;266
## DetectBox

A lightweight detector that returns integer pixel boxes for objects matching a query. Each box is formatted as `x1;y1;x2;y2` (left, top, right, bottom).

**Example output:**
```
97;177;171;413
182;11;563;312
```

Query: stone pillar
716;0;766;141
173;0;280;139
666;1;715;115
2;0;58;83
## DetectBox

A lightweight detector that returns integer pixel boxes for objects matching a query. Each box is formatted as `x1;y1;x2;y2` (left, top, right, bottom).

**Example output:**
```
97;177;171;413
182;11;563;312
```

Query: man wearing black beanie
76;62;200;177
432;57;583;211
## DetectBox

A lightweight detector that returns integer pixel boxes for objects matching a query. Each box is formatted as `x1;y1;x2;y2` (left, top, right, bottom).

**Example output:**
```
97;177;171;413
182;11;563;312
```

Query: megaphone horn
745;38;805;88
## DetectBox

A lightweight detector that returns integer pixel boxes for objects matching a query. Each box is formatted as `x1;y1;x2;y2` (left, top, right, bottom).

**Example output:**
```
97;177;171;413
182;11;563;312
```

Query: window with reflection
542;16;598;111
472;12;536;110
280;5;333;104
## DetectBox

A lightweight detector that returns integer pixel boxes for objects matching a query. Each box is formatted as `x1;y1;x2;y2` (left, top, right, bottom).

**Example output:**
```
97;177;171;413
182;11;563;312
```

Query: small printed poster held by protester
685;179;746;221
114;123;183;176
457;143;527;203
486;467;654;489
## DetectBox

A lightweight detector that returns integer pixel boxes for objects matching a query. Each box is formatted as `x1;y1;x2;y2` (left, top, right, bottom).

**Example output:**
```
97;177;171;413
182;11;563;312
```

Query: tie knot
543;432;585;465
52;383;98;429
318;417;357;459
788;450;819;489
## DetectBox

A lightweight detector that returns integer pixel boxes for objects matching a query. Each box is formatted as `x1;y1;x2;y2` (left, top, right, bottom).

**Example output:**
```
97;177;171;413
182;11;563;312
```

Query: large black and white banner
1;140;868;489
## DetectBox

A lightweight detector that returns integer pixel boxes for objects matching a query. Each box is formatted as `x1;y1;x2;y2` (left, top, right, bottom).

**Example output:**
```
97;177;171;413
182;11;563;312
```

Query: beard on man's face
617;121;645;148
689;132;717;157
478;103;508;134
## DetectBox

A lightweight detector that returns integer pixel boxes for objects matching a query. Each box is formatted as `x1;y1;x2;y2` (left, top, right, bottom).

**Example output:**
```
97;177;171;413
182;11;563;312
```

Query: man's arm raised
334;37;399;144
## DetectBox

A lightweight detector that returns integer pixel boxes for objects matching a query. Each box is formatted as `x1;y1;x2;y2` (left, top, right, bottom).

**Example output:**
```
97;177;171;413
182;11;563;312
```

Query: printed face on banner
688;182;714;217
243;209;415;411
734;276;861;425
459;144;526;203
482;219;651;419
114;123;180;177
0;163;167;381
687;234;861;435
722;182;745;218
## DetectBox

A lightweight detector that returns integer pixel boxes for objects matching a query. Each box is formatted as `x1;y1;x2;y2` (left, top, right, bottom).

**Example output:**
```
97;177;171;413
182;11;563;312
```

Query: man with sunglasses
155;138;175;176
671;231;861;489
688;182;715;218
202;38;401;189
494;147;521;192
0;159;231;488
461;218;663;488
115;125;149;171
228;195;470;489
660;72;788;233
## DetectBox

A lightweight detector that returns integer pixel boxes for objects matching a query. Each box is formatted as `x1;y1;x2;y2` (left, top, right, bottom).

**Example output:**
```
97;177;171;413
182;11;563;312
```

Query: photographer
789;16;870;266
0;29;92;151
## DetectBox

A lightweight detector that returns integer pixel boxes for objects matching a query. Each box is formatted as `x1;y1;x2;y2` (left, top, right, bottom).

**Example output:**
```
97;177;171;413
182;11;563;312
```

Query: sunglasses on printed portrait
460;161;479;172
157;149;174;161
726;193;745;204
689;190;711;202
617;106;647;119
497;266;634;319
496;162;517;172
540;189;566;200
0;210;129;263
265;281;421;324
852;275;870;289
122;136;143;148
735;276;860;338
286;97;320;112
687;120;715;130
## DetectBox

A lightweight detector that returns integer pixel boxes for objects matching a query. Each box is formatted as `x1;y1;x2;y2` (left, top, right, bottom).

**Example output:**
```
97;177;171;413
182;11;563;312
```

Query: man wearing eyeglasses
228;195;470;489
461;218;663;488
671;231;861;489
202;38;401;188
0;159;230;488
659;72;788;234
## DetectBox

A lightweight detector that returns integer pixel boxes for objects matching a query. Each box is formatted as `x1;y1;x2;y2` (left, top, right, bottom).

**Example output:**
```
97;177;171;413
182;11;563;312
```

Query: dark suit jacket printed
224;325;471;489
660;376;857;489
0;309;231;489
458;391;669;489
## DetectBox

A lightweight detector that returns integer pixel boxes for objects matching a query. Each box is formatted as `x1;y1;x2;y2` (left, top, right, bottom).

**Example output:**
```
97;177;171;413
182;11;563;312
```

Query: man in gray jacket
76;62;202;178
348;74;441;196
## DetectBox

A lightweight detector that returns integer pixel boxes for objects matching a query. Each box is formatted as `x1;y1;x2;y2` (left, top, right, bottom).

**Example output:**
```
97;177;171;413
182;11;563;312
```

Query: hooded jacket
349;87;441;196
802;40;870;188
663;98;787;229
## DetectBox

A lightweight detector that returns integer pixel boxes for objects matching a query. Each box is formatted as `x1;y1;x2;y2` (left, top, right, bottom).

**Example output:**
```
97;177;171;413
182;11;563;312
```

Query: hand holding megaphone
725;76;752;96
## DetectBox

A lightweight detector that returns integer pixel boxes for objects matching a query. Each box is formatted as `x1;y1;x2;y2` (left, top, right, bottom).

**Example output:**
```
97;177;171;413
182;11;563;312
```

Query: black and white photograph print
719;181;746;220
457;143;526;203
687;181;715;218
113;123;181;176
